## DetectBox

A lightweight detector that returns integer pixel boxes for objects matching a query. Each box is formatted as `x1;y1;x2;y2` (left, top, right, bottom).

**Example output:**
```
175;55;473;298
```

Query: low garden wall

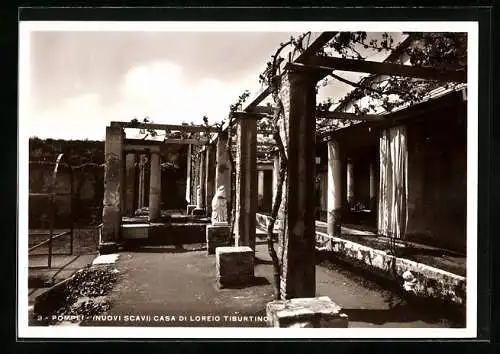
255;213;466;308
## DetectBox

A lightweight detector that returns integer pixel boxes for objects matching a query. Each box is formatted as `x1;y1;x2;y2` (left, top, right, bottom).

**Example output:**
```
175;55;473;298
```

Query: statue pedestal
192;208;205;216
206;223;231;255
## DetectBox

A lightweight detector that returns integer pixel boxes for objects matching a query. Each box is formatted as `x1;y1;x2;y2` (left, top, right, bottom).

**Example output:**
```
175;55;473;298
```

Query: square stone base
192;208;205;216
187;204;197;215
266;296;349;328
206;224;231;255
216;246;254;288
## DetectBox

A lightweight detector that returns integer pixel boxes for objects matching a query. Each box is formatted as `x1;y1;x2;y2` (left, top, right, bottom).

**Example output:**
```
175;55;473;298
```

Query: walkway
84;239;464;328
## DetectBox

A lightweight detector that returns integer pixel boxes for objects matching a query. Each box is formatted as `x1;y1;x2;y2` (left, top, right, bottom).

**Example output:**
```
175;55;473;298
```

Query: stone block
192;208;206;216
215;246;254;288
187;204;197;215
98;242;118;255
122;224;149;239
206;224;231;255
266;296;348;328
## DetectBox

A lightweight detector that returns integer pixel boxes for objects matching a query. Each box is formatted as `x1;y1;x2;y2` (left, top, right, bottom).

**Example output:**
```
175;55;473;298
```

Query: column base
187;204;197;215
215;246;254;288
266;296;349;328
206;224;231;255
192;208;206;216
99;242;119;255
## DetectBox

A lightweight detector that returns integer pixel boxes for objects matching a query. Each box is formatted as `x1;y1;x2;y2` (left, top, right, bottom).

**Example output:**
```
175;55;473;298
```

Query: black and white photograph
18;19;479;338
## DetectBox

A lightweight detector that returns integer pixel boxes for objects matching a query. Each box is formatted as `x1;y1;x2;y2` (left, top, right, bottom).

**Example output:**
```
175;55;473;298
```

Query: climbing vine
259;34;307;300
315;32;467;135
254;31;467;298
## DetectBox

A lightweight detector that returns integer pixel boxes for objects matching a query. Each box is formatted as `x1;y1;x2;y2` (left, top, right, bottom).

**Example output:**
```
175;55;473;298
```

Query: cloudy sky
22;25;407;141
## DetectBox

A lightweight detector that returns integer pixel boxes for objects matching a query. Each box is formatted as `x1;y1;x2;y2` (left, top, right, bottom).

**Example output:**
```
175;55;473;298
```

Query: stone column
257;169;265;211
369;161;376;211
186;144;198;215
124;153;137;216
185;144;192;204
101;125;124;254
193;148;206;215
234;112;258;252
278;63;330;299
148;151;161;221
205;144;216;217
137;154;147;210
327;140;342;236
199;148;206;210
215;131;232;214
347;160;354;209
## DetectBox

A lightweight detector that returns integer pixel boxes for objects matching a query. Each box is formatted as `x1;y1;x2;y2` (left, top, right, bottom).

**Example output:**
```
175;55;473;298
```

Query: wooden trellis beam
111;121;219;133
304;55;467;83
316;111;384;122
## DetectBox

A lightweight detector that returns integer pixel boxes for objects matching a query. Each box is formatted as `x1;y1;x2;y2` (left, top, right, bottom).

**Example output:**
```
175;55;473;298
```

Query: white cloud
25;60;265;140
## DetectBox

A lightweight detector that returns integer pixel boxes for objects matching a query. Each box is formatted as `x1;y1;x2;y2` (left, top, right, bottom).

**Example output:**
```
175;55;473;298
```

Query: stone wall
405;106;467;252
29;162;104;228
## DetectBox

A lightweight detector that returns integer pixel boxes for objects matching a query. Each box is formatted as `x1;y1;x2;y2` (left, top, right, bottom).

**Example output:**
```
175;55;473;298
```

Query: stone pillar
148;151;161;221
101;125;124;254
192;148;206;215
277;63;330;299
185;144;192;204
137;154;147;210
257;169;265;211
205;144;216;217
186;144;197;215
234;112;258;252
347;160;354;209
327;140;342;237
215;131;232;216
124;153;136;216
369;161;376;211
199;148;206;209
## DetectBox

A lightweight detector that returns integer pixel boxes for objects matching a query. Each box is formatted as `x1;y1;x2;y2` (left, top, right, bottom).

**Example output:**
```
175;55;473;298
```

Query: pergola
100;32;466;310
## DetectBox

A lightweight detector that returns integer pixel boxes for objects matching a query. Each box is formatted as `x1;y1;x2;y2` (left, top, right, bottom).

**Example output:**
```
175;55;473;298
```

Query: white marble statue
211;185;228;225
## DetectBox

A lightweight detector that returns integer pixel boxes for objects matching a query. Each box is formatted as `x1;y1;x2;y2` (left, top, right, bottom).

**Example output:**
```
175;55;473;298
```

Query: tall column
257;169;265;211
327;140;342;236
199;148;206;210
101;125;124;253
137;154;146;209
347;160;354;209
185;144;192;204
124;153;137;216
148;151;161;221
215;131;232;217
369;161;376;211
278;63;330;299
205;144;216;216
234;112;258;251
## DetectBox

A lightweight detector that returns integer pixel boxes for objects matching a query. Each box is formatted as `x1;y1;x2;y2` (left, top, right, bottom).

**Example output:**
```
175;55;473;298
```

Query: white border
18;21;479;339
